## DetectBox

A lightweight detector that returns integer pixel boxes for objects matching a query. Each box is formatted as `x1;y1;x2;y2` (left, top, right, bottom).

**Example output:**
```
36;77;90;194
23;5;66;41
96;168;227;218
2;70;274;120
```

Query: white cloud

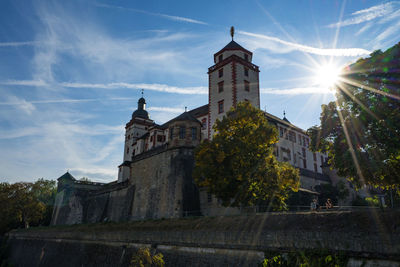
0;41;39;47
148;106;185;113
95;3;208;25
2;96;36;115
61;82;208;95
0;80;47;87
1;79;208;95
238;31;371;57
261;86;333;95
327;2;396;28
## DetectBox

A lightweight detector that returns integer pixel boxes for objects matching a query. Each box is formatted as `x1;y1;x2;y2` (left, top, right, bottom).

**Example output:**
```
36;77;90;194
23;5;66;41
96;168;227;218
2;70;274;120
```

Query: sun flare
314;63;341;89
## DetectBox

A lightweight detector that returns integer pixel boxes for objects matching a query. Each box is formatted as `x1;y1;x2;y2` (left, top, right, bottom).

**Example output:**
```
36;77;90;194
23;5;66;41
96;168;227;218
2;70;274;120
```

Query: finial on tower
230;26;235;41
283;110;286;117
141;89;144;97
185;106;187;112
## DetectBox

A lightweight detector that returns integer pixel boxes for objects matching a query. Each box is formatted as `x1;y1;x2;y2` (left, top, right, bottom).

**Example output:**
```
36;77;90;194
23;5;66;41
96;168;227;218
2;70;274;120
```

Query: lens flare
314;64;341;89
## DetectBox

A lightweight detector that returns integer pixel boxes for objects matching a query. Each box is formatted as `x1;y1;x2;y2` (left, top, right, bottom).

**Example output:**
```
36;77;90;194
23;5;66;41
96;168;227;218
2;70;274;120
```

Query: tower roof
214;40;253;61
132;97;149;119
57;171;76;181
221;40;247;51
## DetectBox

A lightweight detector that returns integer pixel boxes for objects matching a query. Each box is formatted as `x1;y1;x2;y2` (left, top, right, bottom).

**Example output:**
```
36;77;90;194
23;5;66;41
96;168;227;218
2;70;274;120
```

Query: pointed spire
282;110;290;123
185;106;187;112
230;26;235;41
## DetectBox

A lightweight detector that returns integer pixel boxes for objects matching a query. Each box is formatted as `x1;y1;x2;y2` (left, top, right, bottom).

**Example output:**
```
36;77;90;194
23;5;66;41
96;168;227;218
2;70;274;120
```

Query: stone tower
118;96;154;182
207;28;260;138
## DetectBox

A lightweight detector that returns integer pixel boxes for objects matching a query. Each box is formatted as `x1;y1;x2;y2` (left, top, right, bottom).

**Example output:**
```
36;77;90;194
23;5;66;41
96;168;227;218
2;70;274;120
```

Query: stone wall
130;146;200;220
51;146;200;225
6;211;400;267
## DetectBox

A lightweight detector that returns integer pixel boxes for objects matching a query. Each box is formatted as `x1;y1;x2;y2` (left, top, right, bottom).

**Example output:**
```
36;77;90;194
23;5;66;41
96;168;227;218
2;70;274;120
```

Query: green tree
0;179;56;234
193;102;299;210
309;43;400;190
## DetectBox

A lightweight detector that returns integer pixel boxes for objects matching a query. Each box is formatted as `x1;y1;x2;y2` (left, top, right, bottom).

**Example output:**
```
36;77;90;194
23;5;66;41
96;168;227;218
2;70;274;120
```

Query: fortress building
51;31;333;225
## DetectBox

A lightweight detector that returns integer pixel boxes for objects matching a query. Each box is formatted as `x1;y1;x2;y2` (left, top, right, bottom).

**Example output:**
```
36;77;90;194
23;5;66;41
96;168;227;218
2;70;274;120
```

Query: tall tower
207;27;260;138
118;95;154;182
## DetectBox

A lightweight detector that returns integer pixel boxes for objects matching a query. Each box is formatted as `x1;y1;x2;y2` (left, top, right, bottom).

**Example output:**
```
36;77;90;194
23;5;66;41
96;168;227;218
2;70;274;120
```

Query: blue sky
1;0;399;183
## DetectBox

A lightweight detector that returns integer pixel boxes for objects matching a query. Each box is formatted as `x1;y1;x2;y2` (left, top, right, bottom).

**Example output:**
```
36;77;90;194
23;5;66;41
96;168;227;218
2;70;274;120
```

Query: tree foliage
309;43;400;189
0;179;56;234
193;102;299;210
130;247;164;267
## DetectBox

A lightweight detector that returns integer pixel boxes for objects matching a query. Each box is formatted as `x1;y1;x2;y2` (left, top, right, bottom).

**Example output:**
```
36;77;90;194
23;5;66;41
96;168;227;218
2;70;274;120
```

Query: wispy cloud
327;2;396;28
261;87;333;95
1;79;208;95
0;80;47;87
239;30;371;57
0;41;39;47
95;2;208;25
62;82;208;95
1;96;36;115
148;106;185;113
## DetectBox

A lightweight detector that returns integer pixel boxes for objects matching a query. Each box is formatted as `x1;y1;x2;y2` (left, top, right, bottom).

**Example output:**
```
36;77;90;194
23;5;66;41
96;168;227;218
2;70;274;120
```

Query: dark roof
264;111;305;133
282;116;290;123
118;161;131;167
132;109;149;119
222;40;247;51
132;97;149;119
57;172;76;181
188;104;208;118
214;40;253;59
160;111;201;128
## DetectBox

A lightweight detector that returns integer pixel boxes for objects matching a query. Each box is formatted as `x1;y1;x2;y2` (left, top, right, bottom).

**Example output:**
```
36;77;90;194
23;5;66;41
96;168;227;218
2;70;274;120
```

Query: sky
1;0;399;183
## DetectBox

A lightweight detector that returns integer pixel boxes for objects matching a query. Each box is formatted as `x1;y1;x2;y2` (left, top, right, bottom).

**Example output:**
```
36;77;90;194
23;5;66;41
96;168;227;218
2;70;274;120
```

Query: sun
314;63;341;89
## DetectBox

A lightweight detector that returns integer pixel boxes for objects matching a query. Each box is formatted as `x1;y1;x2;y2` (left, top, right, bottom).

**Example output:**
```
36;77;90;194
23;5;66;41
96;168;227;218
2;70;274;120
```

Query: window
321;155;324;165
244;80;250;92
179;126;186;139
218;81;224;93
201;118;207;129
289;131;296;142
279;127;284;137
281;147;291;161
302;136;306;147
169;127;174;140
306;138;309;148
126;147;129;154
157;135;165;142
313;152;317;161
314;163;318;172
244;68;249;76
191;127;197;140
298;134;302;145
218;100;224;114
218;54;223;62
303;159;307;169
302;147;306;157
150;136;153;142
244;53;249;61
207;192;212;203
218;68;223;78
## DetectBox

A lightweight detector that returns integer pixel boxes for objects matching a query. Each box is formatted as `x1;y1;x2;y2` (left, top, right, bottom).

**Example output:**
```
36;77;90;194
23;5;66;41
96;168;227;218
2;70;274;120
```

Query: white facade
208;41;260;138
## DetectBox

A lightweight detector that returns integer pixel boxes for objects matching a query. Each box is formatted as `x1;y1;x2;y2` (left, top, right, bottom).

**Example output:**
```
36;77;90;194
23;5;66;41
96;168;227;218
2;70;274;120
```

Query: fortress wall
130;147;200;220
6;211;400;267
